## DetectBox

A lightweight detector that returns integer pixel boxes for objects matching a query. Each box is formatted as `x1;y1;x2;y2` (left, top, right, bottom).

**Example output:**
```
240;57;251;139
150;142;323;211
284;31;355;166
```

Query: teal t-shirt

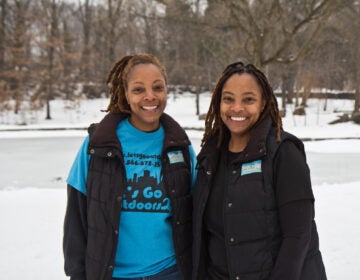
67;118;197;278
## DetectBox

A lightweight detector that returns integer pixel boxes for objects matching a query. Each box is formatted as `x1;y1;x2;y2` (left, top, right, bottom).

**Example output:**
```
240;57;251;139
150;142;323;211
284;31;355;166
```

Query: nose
144;88;156;100
231;102;244;112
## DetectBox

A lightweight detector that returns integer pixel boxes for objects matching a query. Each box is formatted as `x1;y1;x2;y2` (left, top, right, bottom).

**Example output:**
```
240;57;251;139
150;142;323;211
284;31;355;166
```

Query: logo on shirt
122;170;171;213
122;150;170;213
241;160;262;176
167;150;185;164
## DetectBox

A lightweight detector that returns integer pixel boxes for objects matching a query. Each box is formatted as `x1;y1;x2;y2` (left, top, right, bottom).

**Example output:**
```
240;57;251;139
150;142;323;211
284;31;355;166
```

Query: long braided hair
202;62;282;148
105;54;167;113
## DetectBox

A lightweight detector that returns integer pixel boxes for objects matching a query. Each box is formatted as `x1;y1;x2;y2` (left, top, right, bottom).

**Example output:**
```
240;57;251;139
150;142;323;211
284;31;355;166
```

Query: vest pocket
227;173;266;211
226;211;269;242
226;212;274;276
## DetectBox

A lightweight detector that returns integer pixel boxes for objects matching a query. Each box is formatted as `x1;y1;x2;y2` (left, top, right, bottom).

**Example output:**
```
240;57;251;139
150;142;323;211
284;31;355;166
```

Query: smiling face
220;73;265;150
125;63;167;131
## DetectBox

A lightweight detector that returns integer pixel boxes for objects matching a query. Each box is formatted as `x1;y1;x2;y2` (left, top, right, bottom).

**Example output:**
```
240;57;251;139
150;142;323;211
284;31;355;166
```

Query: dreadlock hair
105;53;167;113
202;61;282;148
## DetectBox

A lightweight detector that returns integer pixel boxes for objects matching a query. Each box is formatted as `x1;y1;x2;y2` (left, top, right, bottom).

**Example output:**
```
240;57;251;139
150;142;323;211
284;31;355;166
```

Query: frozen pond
0;136;84;190
0;136;359;190
0;135;360;280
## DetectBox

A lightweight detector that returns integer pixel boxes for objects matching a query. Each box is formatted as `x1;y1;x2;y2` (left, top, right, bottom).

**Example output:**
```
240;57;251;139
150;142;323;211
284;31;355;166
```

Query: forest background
1;0;360;125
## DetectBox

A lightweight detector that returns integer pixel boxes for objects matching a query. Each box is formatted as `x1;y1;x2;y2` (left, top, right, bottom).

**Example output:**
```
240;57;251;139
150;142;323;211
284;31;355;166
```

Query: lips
230;116;247;121
142;105;158;110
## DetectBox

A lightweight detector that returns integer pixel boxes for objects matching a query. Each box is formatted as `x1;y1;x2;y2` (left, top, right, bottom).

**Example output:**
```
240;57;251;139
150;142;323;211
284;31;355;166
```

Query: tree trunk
354;27;360;113
354;86;360;113
0;0;6;71
195;84;200;116
280;80;286;114
46;98;51;120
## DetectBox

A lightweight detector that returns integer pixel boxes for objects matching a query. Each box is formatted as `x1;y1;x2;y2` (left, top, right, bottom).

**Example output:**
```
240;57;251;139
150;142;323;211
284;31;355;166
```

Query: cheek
252;107;262;120
125;93;137;106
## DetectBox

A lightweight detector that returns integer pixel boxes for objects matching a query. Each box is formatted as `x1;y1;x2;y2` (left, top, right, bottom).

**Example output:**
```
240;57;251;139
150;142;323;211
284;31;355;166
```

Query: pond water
0;136;359;190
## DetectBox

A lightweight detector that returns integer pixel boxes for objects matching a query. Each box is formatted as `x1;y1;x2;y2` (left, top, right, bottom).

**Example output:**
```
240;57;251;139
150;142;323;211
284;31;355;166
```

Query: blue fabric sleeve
188;144;197;192
66;136;90;195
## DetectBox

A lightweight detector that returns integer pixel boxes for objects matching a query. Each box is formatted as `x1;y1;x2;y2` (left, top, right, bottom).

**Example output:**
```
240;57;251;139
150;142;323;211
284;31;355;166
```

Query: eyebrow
130;81;144;86
222;91;234;95
222;91;256;96
153;79;165;84
130;80;164;85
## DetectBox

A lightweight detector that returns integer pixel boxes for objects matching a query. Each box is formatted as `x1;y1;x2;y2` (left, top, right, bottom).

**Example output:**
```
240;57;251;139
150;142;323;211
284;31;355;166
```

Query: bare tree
0;0;10;115
78;0;93;82
191;0;204;115
0;0;7;72
8;0;32;115
298;0;357;112
161;0;194;86
36;0;63;120
0;0;359;123
135;0;162;56
104;0;124;70
344;1;360;113
218;0;337;67
61;13;81;100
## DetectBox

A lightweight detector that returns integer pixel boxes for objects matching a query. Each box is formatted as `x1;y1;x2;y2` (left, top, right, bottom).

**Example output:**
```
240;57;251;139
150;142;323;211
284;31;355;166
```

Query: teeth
231;116;246;121
143;105;157;110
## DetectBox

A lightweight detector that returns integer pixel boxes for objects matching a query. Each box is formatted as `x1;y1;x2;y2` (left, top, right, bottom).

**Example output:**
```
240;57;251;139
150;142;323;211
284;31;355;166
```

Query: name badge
167;150;185;164
241;160;262;176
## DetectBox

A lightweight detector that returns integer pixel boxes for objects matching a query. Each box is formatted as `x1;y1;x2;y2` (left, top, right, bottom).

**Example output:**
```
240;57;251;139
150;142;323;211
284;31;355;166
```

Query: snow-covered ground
0;93;359;279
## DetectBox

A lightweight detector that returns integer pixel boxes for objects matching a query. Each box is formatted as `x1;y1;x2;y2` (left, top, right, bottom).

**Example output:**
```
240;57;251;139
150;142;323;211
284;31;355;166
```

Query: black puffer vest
193;117;326;280
85;113;193;280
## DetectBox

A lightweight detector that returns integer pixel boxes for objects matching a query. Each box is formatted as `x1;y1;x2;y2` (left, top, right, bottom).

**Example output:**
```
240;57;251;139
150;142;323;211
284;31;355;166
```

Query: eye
243;97;256;104
132;87;144;94
153;85;165;92
222;95;233;103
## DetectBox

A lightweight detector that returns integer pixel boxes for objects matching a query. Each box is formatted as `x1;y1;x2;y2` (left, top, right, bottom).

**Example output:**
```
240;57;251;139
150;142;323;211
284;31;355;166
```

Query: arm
63;184;88;280
270;140;315;279
269;200;313;280
63;136;90;279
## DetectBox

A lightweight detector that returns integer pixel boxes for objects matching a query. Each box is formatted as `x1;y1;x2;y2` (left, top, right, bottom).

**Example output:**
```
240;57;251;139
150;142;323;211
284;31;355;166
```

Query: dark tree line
0;0;359;121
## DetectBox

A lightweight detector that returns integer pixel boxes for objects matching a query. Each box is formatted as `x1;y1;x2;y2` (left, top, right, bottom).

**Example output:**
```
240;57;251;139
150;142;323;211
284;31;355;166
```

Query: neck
228;134;250;152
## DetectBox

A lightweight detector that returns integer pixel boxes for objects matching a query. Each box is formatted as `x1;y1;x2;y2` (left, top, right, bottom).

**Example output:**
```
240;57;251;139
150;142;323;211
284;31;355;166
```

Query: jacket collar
89;112;190;151
198;116;273;169
241;116;272;161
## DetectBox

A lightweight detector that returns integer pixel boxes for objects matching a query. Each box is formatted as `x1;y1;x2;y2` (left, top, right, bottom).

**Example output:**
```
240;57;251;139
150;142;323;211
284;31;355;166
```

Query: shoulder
273;131;308;174
160;113;183;132
276;140;305;163
266;127;305;158
87;123;98;138
161;113;191;146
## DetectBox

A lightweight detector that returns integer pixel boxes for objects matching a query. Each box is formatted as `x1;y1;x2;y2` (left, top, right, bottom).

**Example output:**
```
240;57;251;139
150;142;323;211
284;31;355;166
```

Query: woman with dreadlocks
192;62;327;280
63;54;196;280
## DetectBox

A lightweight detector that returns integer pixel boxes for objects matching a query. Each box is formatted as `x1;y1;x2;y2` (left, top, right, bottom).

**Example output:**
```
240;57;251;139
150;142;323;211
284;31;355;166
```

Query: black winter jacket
192;116;327;280
63;113;193;280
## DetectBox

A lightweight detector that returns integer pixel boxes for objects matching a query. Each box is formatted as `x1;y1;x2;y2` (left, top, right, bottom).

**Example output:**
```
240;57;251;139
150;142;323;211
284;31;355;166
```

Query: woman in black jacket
193;62;327;280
